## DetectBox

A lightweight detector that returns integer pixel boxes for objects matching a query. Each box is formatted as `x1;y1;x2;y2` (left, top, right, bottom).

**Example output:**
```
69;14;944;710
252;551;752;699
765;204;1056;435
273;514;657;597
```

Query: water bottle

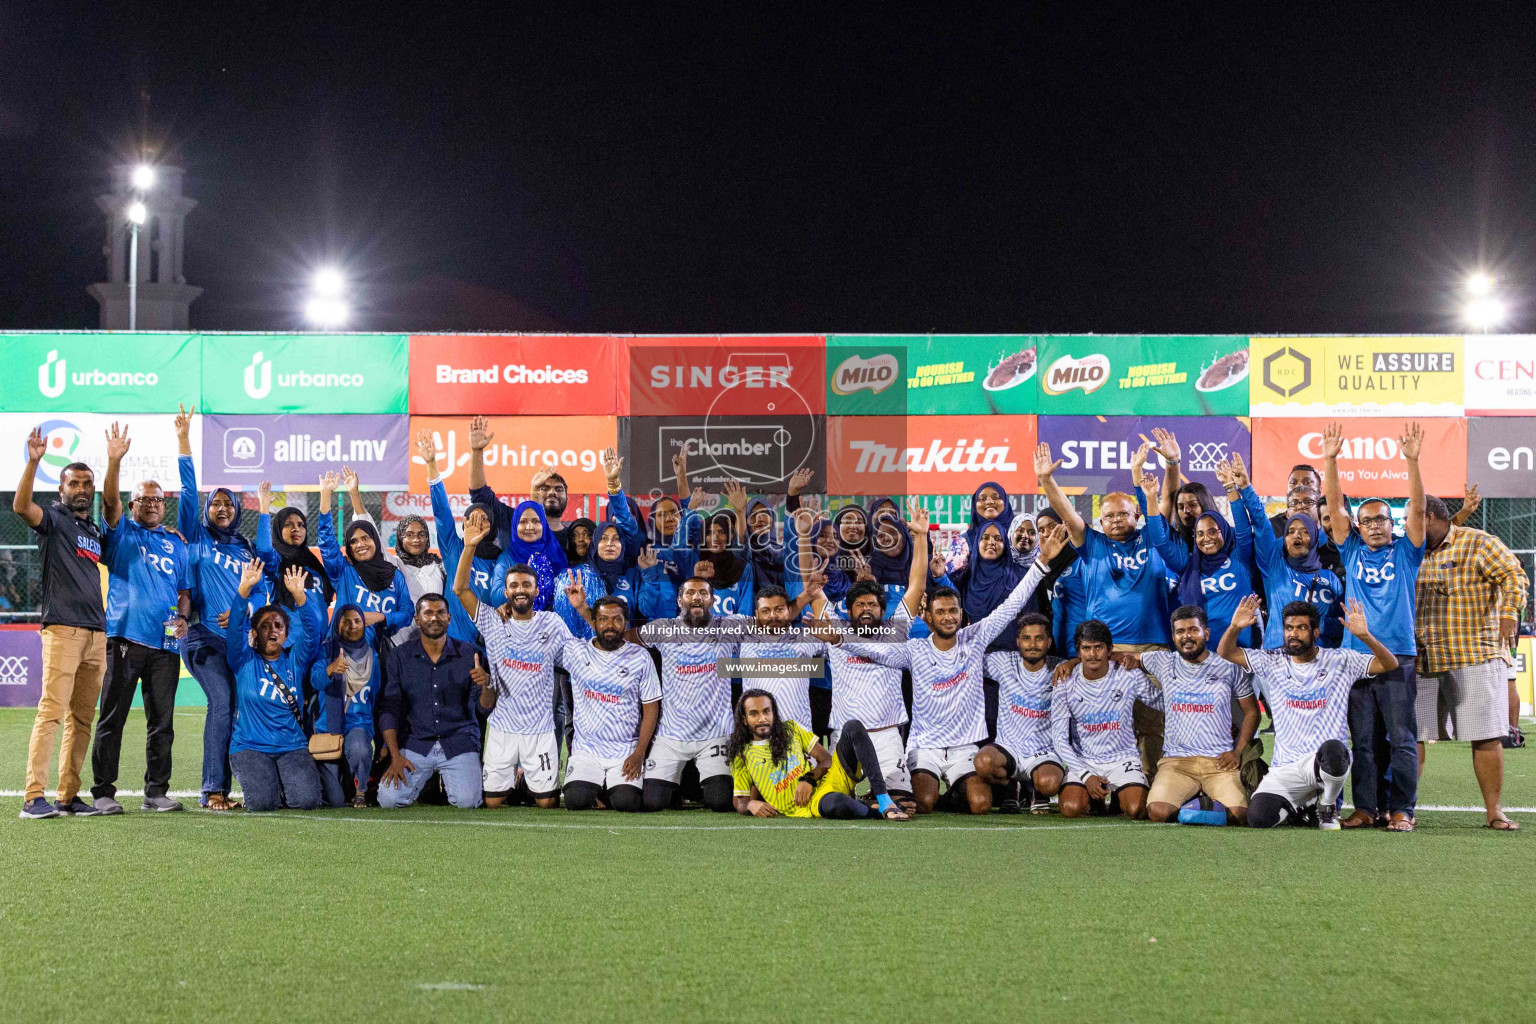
163;605;181;653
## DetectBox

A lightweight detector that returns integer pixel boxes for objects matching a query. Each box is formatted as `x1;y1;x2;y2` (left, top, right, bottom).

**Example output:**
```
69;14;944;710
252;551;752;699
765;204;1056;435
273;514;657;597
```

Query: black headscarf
464;502;504;562
568;517;597;566
343;520;399;593
270;507;333;609
393;514;441;570
696;511;745;588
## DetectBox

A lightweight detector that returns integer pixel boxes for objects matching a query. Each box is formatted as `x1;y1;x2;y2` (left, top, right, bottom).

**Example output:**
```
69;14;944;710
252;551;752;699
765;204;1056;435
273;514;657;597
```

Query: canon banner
1463;336;1536;416
1248;337;1464;417
1251;417;1467;497
0;412;200;492
825;415;1036;496
627;336;825;417
199;414;409;489
407;415;616;494
407;334;625;415
1037;416;1250;495
1036;336;1250;416
1467;417;1536;498
0;333;201;413
621;415;826;494
0;626;42;708
825;336;1039;415
199;334;409;414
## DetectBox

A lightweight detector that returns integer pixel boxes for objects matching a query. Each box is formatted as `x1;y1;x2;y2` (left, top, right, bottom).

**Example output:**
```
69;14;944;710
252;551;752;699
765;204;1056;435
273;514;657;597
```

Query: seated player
1122;605;1259;825
1052;620;1162;819
1217;596;1397;829
975;612;1064;814
562;596;662;812
728;690;909;820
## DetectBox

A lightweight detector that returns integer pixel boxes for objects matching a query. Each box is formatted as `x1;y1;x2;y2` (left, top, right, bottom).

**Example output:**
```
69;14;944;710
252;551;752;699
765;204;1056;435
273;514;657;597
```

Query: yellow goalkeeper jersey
731;721;855;818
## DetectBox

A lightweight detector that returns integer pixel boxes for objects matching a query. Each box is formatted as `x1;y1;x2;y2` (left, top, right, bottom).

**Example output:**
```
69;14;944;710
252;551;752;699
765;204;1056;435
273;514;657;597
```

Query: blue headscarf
964;481;1013;573
960;521;1023;622
505;500;569;574
204;487;251;549
789;517;850;604
1176;511;1236;609
867;498;912;586
1282;513;1323;574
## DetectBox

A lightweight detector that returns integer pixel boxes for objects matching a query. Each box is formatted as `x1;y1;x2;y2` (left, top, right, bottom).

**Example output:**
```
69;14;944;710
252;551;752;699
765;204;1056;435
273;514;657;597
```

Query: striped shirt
823;612;910;732
562;639;662;759
1140;650;1253;758
984;652;1058;763
475;605;572;735
649;615;747;742
737;634;823;730
1415;525;1530;674
1245;647;1375;768
1051;664;1161;778
844;561;1048;748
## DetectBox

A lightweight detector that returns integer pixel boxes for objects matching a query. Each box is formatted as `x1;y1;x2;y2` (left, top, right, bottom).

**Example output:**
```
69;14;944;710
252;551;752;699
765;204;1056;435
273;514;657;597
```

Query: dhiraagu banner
1036;335;1250;415
826;335;1039;415
199;334;409;414
0;333;199;412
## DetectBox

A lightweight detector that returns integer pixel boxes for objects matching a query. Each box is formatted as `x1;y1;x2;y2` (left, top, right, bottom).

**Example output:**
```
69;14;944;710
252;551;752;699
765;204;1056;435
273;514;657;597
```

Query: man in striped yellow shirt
1415;496;1528;831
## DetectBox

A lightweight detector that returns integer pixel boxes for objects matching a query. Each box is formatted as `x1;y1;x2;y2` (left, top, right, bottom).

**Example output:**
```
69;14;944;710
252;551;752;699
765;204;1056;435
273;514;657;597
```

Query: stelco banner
627;336;825;417
1251;417;1467;497
0;333;200;413
1035;336;1250;416
825;336;1039;416
825;414;1037;496
0;412;200;492
408;415;616;494
1036;415;1251;495
0;626;43;709
1466;417;1536;498
408;334;625;415
200;334;409;414
200;414;409;489
1248;337;1465;417
1464;336;1536;416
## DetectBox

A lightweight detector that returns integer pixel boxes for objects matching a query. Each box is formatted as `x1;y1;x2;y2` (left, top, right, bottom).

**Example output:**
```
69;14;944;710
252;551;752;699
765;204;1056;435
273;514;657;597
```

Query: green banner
1035;335;1249;415
0;333;200;412
827;335;1038;415
199;334;408;413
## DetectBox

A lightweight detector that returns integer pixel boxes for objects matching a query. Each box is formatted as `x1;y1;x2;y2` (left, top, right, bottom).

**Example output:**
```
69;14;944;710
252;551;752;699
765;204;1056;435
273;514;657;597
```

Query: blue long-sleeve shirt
1049;559;1089;658
317;507;413;647
102;517;191;649
309;648;380;736
225;595;321;756
1145;512;1260;648
253;512;330;606
553;564;603;639
178;454;261;645
1238;486;1343;649
431;479;505;644
380;637;489;759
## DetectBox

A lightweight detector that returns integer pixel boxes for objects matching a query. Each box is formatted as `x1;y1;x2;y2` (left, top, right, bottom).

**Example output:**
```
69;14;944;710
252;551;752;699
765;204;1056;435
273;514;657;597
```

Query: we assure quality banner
200;335;408;414
0;333;199;412
1248;337;1464;417
1035;336;1250;416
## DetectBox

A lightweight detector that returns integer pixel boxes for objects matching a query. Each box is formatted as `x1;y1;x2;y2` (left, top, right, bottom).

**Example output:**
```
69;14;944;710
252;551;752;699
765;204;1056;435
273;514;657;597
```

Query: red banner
408;335;624;415
1252;417;1466;497
627;336;825;416
826;415;1037;496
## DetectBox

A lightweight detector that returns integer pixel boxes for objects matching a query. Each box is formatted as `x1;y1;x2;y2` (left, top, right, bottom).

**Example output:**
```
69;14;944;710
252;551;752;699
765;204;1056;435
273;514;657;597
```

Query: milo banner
1248;336;1464;417
0;333;200;413
199;334;409;414
1036;415;1251;495
826;335;1038;415
1035;336;1250;416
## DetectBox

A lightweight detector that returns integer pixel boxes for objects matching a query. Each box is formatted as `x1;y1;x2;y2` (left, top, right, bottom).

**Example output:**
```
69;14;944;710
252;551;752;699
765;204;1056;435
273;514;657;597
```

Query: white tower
88;163;202;330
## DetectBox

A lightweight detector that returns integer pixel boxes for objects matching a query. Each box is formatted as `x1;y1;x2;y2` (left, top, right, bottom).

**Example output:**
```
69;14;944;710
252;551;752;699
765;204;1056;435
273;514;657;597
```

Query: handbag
261;660;343;762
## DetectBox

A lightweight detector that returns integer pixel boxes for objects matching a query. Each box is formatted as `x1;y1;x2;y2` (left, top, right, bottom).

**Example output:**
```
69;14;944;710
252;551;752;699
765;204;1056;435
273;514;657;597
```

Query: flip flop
881;804;911;821
1486;816;1520;831
1387;813;1415;832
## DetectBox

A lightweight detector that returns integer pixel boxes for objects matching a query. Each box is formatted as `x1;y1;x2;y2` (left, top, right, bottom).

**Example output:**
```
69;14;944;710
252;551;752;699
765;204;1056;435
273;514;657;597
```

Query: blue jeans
317;728;374;808
1347;657;1418;816
183;635;235;800
377;741;482;809
231;748;322;812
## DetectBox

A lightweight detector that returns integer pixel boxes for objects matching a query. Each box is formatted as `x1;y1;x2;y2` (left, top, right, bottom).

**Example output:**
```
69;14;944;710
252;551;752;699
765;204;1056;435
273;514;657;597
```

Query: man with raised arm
1219;595;1397;829
973;612;1065;814
1322;421;1426;832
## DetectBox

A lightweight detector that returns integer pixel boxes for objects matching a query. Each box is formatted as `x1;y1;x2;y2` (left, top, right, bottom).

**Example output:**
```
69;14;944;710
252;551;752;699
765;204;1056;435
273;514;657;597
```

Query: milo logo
1042;353;1110;396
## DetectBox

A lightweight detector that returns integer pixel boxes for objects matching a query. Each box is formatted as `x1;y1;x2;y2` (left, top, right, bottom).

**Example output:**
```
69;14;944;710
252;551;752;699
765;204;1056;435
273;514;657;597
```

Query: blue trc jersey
178;455;261;640
226;596;321;755
1073;528;1171;646
102;518;191;648
1341;532;1424;657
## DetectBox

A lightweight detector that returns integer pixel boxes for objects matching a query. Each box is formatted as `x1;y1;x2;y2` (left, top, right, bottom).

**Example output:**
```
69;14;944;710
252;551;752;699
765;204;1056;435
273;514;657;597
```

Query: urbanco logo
38;351;65;399
244;352;272;400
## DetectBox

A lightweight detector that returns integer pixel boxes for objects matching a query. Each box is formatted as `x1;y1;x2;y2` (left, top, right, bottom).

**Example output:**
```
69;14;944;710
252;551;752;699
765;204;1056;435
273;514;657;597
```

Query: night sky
2;5;1533;335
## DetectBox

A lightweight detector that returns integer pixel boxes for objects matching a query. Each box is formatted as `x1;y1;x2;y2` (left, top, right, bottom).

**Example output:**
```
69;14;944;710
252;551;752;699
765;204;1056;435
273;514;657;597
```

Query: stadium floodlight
1465;271;1494;297
1463;296;1507;333
126;201;147;226
131;164;156;191
126;200;149;331
313;266;344;297
305;295;349;329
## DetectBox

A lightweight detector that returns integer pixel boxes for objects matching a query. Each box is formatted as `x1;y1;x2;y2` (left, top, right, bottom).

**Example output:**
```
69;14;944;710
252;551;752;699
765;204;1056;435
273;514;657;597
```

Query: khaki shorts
1416;660;1509;743
1147;755;1248;809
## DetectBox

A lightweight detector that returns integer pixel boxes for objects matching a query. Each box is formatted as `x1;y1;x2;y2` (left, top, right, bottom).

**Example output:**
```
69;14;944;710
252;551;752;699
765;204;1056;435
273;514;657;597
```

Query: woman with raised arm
317;469;412;649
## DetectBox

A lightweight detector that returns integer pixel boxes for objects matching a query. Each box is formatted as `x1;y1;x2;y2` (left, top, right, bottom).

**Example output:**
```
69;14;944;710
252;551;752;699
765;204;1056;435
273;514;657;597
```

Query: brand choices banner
1466;418;1536;498
408;415;616;494
0;412;200;492
1248;337;1464;417
200;414;409;489
0;333;200;413
1036;415;1251;495
1251;417;1467;497
1037;336;1250;416
408;334;625;415
200;334;409;414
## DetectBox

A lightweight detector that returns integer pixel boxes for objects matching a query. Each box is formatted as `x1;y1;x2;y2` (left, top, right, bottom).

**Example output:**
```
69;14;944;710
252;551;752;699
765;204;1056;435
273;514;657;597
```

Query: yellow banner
1516;637;1533;714
1249;336;1464;416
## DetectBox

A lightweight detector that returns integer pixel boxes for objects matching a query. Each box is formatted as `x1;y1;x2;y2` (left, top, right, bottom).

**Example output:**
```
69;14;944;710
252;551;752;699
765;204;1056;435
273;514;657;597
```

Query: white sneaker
1317;803;1340;830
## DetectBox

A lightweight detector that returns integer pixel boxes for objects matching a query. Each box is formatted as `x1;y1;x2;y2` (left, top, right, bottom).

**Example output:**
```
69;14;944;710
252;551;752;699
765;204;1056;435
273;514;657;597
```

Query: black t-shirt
31;502;106;630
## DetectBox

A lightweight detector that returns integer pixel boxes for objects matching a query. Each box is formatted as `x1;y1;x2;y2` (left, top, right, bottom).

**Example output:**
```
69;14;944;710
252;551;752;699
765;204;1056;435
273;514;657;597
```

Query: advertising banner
621;415;826;494
1035;336;1250;416
0;626;42;709
1251;417;1466;497
407;334;624;415
825;415;1036;496
626;336;825;417
1467;417;1536;498
0;333;199;413
0;412;200;493
408;415;616;494
1036;415;1250;495
199;334;409;414
1464;336;1536;416
825;336;1039;415
199;414;408;489
1249;337;1464;417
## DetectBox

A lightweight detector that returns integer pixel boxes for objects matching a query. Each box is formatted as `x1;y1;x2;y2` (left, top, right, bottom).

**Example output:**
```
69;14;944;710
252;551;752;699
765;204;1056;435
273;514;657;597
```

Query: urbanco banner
0;333;199;413
199;334;408;414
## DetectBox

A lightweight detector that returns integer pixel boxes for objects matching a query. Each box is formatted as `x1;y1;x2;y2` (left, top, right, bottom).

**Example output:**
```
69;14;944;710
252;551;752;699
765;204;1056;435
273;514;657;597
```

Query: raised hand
1321;422;1344;460
1462;483;1482;518
341;466;359;493
850;553;874;582
462;514;491;550
1149;427;1181;464
671;448;688;482
414;429;438;473
907;498;930;537
327;651;349;677
564;573;588;609
282;564;308;603
318;471;340;495
1038;519;1069;563
1231;593;1261;631
1228;452;1251;490
257;480;272;514
929;549;948;579
530;467;554;494
1399;421;1424;461
174;403;194;442
724;478;748;511
636;545;658;570
470;652;491;690
1212;457;1237;493
238;558;266;597
803;572;826;602
105;422;131;461
787;467;814;495
601;447;624;489
688;486;716;511
1034;442;1062;480
1128;440;1151;488
25;427;46;463
469;416;494;452
1344;598;1370;638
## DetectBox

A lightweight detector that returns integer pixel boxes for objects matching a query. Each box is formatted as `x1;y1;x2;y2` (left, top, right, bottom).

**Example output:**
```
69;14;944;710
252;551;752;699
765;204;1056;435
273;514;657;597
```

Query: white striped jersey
843;561;1048;749
474;605;572;735
737;635;822;732
1051;663;1162;778
984;652;1059;763
561;638;662;759
650;615;747;742
1140;650;1253;759
822;611;910;732
1245;647;1376;768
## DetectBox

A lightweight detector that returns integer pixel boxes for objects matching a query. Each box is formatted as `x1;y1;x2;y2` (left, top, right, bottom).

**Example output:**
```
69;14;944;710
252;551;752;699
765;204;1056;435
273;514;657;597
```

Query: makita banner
1036;415;1251;496
825;415;1036;496
200;414;409;488
407;334;625;415
621;415;827;494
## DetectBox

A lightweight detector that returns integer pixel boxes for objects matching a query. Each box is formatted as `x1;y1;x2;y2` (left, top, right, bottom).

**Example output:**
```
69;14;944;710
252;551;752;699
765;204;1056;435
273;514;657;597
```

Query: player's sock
1315;739;1351;807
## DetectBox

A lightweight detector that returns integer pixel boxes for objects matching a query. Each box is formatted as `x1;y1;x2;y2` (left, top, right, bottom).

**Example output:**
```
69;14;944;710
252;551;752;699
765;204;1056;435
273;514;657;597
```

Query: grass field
1;706;1531;1024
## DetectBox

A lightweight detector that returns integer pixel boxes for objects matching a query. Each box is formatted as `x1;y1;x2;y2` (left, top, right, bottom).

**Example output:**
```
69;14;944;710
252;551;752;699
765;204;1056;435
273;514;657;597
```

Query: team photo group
13;406;1528;832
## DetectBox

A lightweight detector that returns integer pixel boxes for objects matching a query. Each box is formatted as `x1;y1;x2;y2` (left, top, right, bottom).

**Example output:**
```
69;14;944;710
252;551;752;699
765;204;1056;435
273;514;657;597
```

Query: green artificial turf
0;707;1530;1024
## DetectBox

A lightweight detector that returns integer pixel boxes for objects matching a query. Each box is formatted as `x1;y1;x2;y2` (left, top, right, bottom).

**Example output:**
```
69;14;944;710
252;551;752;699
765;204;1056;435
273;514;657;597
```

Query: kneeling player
729;690;909;820
1124;605;1259;825
1052;620;1162;819
975;613;1064;811
562;597;662;812
1217;596;1396;829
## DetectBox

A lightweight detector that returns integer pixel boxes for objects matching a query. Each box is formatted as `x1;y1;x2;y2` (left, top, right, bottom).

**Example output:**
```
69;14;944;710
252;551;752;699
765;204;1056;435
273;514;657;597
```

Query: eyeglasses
1101;512;1133;522
133;497;166;506
1358;514;1392;527
1287;497;1318;510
